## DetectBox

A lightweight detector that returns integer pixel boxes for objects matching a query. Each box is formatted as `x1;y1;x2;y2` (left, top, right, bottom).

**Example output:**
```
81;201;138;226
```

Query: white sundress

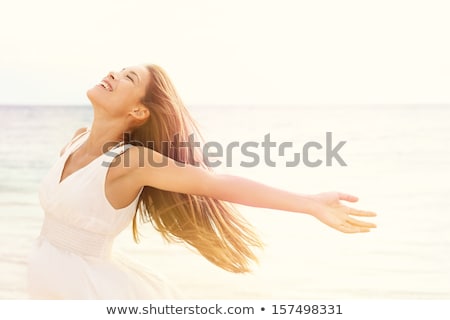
27;130;181;299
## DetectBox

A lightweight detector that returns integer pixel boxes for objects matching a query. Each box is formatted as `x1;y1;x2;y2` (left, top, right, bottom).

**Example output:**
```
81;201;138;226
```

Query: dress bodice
38;130;141;258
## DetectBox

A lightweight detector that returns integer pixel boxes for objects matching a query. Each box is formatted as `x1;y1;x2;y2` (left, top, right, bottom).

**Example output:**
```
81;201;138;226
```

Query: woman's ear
130;105;150;122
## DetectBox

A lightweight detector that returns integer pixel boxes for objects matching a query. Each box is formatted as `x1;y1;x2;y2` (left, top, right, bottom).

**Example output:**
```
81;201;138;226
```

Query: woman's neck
82;116;128;156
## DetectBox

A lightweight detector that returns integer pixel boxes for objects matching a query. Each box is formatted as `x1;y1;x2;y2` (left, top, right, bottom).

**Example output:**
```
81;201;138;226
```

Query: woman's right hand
309;192;377;233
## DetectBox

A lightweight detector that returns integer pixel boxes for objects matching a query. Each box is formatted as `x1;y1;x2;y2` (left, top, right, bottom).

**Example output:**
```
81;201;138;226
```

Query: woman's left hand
310;192;377;233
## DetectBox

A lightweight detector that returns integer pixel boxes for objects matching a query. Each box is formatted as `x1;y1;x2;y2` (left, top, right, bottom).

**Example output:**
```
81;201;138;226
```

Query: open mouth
98;80;113;91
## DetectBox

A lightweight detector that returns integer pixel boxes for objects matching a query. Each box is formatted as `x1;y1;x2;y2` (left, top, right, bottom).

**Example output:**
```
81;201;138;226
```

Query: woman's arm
129;146;377;233
194;173;376;233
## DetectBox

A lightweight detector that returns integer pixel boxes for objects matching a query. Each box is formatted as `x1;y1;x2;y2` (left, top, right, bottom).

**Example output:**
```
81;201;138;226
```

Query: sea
0;104;449;299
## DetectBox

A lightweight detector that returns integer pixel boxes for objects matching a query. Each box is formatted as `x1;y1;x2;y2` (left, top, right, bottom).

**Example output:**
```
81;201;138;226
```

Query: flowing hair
128;64;263;273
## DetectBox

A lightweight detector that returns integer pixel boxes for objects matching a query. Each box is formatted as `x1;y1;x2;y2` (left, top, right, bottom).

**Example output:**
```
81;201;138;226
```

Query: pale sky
1;0;449;106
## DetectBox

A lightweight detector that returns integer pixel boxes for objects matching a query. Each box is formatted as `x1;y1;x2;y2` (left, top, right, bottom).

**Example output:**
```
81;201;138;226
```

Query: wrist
297;193;324;216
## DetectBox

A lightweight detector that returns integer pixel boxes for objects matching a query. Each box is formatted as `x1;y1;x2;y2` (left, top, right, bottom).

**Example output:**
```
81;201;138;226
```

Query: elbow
198;172;236;201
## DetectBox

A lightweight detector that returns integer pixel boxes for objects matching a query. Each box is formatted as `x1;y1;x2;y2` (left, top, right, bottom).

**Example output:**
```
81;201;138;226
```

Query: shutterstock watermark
103;132;347;168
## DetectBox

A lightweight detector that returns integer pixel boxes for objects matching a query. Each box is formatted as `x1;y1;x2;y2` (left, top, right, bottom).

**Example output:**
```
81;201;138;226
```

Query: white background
1;0;449;106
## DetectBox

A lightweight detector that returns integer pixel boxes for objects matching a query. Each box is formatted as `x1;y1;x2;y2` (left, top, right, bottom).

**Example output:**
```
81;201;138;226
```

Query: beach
1;104;449;299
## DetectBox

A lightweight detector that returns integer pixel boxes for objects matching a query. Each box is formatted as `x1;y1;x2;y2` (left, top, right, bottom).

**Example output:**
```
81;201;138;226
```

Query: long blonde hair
129;64;263;273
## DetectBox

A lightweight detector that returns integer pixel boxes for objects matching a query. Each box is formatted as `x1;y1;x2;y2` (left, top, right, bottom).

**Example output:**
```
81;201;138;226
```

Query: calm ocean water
0;104;449;299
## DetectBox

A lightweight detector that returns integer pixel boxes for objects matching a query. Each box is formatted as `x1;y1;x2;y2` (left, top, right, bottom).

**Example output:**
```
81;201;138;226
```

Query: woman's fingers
346;216;377;228
338;192;359;203
337;223;371;233
347;207;377;217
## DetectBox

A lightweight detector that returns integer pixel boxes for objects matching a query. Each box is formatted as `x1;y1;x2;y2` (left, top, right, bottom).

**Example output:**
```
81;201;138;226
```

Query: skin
60;65;377;234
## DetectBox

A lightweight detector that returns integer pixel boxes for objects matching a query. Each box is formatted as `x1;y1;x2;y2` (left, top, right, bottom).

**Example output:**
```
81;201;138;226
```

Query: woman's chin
86;86;103;105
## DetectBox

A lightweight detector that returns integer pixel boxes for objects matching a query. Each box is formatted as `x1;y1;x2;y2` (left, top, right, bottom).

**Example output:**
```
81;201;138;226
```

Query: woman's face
87;65;150;117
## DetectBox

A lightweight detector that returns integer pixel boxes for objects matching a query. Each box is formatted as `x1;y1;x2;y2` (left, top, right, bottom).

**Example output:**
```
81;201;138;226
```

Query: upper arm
59;127;88;156
127;146;214;196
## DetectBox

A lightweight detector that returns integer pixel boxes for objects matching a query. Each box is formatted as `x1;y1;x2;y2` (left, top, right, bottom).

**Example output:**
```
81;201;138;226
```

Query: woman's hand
309;192;377;233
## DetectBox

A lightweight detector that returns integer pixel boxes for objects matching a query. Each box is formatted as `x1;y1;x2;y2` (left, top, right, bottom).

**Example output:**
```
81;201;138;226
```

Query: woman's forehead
125;65;149;76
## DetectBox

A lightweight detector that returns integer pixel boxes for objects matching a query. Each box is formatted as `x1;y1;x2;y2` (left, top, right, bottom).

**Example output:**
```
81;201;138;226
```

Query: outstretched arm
129;147;376;233
194;174;376;234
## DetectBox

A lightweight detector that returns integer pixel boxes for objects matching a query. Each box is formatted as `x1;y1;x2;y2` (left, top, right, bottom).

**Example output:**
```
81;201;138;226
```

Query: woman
27;64;376;299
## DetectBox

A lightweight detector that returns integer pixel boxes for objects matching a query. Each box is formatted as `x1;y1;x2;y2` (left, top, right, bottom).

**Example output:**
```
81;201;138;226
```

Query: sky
0;0;449;106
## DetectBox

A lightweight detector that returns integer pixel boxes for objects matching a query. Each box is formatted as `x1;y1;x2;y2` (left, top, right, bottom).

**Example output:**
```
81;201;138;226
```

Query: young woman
27;64;377;299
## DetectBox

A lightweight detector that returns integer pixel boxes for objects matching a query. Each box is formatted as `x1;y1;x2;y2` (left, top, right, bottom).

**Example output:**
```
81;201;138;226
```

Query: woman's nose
108;71;117;80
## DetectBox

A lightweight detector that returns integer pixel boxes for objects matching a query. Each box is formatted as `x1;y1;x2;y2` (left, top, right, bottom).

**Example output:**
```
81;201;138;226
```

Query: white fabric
27;130;181;299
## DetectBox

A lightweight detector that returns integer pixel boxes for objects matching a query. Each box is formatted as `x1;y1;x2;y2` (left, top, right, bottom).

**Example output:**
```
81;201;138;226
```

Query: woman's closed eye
126;75;135;83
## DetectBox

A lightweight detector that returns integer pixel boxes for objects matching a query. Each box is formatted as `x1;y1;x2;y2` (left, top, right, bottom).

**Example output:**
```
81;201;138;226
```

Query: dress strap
61;128;90;156
101;143;134;167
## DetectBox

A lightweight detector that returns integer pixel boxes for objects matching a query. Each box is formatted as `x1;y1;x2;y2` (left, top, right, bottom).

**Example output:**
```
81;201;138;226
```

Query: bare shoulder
118;145;203;171
124;145;177;168
116;145;172;181
106;145;149;184
59;127;89;156
120;145;157;168
122;145;212;194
